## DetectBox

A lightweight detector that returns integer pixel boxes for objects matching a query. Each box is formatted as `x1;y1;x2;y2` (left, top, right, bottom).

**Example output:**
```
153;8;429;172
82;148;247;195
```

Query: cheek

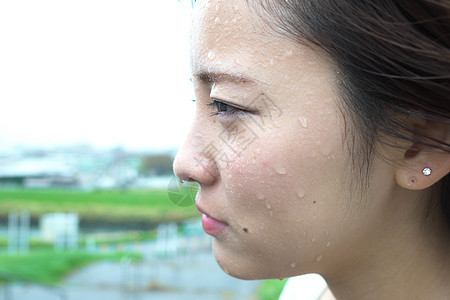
222;122;346;229
223;141;310;223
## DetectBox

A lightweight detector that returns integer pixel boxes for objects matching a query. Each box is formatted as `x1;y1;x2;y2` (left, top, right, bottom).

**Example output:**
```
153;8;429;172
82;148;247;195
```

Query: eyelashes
207;99;246;116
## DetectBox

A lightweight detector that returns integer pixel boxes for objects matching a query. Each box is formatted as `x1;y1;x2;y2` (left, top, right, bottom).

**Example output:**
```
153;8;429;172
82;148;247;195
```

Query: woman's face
174;0;395;279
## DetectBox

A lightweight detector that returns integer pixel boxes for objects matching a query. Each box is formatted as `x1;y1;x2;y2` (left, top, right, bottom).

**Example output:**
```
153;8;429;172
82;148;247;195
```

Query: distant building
0;157;79;188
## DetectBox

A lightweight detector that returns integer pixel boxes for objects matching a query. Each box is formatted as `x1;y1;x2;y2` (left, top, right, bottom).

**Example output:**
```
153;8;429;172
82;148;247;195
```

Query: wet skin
173;3;450;297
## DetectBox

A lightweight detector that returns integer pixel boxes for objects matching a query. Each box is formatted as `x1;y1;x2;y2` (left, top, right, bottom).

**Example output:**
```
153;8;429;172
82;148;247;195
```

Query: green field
0;188;199;224
258;279;288;300
0;251;141;285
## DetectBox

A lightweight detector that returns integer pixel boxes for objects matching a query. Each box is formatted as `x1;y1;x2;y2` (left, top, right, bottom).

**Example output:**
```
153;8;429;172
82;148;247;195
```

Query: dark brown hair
250;0;450;225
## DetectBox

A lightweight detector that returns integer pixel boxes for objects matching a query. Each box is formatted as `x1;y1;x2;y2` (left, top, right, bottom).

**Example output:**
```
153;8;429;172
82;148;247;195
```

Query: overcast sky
0;0;195;152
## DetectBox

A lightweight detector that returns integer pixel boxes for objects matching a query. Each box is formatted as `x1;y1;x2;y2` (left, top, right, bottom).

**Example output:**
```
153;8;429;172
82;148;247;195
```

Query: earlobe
395;119;450;190
395;151;450;190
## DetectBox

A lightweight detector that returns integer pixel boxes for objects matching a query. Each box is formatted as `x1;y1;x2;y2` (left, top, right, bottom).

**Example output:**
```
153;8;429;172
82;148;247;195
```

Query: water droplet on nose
296;190;305;199
316;255;323;262
257;194;265;200
208;51;216;61
275;168;287;175
290;262;296;268
298;117;308;128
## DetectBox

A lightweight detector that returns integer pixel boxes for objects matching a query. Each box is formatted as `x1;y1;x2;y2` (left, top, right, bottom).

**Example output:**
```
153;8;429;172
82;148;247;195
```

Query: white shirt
279;274;328;300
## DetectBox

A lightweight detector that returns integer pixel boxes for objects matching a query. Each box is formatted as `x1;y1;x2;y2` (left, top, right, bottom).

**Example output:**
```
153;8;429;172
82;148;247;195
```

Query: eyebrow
192;70;261;85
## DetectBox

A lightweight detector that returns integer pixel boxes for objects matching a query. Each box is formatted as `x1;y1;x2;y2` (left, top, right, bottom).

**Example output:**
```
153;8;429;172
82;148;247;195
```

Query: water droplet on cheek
298;117;308;128
266;202;271;209
296;190;305;199
321;147;332;157
275;167;287;175
257;194;265;200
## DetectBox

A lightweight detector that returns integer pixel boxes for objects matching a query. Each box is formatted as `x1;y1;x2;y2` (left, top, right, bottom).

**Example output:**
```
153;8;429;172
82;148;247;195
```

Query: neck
324;192;450;299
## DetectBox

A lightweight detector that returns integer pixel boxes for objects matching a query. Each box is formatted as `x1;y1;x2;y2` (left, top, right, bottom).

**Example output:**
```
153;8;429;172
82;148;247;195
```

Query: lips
196;204;228;236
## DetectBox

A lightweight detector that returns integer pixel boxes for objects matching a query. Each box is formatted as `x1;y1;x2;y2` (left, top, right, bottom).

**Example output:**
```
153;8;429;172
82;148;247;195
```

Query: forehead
190;0;276;72
190;0;333;89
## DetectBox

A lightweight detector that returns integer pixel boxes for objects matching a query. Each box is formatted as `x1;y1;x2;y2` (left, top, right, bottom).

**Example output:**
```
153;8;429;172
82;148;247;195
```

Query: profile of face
174;0;401;280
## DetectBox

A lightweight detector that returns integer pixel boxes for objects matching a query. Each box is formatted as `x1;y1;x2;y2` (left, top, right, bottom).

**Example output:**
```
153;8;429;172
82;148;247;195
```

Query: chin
212;240;293;280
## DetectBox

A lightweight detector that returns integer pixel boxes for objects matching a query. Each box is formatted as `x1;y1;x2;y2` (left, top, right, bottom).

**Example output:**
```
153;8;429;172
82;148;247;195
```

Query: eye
207;99;241;116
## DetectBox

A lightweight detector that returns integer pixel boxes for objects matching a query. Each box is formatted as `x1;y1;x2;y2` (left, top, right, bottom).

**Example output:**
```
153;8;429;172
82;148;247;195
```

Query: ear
395;121;450;190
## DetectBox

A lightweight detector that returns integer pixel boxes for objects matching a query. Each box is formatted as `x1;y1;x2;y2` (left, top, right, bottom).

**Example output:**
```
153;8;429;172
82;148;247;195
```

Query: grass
0;188;200;224
0;230;158;251
82;230;157;246
257;279;288;300
0;251;141;285
0;188;198;286
0;238;53;251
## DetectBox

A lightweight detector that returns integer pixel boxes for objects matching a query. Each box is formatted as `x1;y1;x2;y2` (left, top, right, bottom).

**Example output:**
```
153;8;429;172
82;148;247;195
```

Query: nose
173;130;219;186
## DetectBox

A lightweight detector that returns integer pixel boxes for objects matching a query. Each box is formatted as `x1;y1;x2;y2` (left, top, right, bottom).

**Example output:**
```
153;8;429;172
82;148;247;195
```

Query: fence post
19;211;30;253
8;211;18;254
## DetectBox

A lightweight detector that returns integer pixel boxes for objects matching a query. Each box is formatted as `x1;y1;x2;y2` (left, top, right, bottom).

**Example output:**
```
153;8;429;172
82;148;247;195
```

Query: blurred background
0;1;286;299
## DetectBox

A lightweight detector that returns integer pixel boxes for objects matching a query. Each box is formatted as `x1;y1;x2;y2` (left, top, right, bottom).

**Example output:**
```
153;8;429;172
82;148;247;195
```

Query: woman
173;0;450;298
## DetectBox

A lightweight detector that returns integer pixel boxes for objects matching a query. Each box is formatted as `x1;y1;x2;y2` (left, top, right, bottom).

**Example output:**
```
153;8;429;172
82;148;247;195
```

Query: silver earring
422;168;431;176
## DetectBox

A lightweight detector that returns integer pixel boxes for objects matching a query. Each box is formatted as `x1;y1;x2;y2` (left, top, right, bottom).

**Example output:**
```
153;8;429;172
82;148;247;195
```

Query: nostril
173;142;219;186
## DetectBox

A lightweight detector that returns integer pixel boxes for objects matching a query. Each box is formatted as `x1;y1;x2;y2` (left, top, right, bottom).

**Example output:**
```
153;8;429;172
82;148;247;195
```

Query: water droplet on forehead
275;167;287;175
208;51;216;61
